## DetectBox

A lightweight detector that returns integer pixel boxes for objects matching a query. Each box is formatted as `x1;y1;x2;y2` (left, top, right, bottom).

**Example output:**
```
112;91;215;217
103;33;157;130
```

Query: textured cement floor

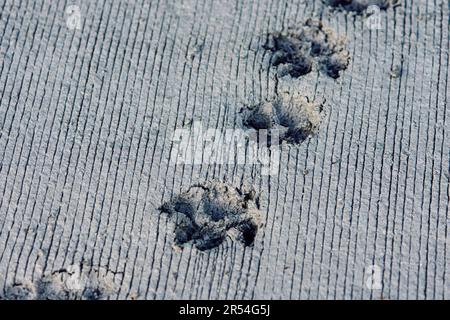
0;0;448;299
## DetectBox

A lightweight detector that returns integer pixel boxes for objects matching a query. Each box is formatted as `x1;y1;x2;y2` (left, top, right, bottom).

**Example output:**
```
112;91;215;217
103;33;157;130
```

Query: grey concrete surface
0;0;448;299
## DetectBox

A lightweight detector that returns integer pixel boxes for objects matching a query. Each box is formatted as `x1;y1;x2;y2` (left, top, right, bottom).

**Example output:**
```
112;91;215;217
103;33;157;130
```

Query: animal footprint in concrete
1;264;118;300
242;91;324;145
160;181;261;251
263;19;350;79
323;0;397;13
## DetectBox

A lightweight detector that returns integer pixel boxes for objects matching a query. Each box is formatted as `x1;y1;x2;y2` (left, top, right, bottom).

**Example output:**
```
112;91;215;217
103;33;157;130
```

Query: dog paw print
241;91;325;145
263;19;350;79
160;181;261;251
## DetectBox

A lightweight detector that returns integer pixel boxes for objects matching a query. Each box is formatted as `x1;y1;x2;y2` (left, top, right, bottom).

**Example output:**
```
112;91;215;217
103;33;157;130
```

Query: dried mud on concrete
0;0;448;300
